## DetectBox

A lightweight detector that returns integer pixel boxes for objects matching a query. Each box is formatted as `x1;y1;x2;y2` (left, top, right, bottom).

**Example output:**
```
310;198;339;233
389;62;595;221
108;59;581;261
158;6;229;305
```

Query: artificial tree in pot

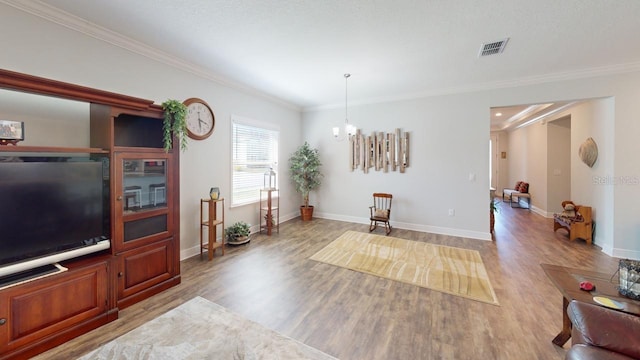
288;142;322;221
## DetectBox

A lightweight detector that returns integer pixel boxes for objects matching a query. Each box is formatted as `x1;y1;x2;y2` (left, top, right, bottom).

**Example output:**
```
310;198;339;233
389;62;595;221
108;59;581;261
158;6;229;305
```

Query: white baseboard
180;210;639;261
610;247;640;261
181;246;201;261
315;212;492;241
530;205;549;218
180;211;300;261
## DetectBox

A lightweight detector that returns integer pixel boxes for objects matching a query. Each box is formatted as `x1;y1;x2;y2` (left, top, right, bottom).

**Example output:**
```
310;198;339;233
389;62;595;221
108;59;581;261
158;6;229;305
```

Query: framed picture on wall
0;120;24;141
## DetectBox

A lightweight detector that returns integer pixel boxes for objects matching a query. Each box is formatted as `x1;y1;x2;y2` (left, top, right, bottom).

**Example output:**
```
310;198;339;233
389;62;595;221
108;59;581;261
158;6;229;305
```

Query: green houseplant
226;221;251;245
490;200;499;233
161;99;188;152
288;142;322;221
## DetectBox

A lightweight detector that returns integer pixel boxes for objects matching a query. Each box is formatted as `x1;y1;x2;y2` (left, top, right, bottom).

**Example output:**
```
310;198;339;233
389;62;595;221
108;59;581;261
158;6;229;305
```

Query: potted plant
226;221;251;245
490;200;499;233
288;142;322;221
161;99;188;152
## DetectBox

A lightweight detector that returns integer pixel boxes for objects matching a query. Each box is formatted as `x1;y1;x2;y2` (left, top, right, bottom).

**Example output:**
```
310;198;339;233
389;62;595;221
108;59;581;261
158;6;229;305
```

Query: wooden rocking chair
369;193;393;235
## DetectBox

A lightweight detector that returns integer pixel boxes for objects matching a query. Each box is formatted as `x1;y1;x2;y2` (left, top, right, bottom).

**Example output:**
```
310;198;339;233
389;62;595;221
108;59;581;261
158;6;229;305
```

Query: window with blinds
231;119;279;206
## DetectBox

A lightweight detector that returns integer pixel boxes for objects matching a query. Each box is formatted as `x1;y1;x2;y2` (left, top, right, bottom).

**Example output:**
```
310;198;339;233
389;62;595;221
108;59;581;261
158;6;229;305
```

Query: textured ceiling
16;0;640;113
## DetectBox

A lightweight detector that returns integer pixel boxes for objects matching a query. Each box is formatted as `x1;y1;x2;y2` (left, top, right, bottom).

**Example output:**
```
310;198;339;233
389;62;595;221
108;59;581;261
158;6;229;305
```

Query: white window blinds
231;120;279;206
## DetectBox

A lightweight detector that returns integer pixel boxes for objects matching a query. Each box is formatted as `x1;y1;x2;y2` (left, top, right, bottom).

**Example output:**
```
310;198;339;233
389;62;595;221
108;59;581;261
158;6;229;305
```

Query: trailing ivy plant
161;99;188;152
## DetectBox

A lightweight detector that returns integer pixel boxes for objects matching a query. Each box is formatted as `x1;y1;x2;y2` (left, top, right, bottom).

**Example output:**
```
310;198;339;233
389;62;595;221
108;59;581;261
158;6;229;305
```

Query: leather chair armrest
568;300;640;359
566;344;635;360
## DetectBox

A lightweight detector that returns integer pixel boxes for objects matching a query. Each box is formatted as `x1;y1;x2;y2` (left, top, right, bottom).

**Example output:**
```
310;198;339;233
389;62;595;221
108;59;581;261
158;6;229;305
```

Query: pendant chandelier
333;73;357;140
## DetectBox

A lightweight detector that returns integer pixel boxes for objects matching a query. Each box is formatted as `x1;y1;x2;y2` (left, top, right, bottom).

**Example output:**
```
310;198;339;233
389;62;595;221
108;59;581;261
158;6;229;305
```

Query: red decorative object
580;281;595;291
518;182;529;193
0;139;20;146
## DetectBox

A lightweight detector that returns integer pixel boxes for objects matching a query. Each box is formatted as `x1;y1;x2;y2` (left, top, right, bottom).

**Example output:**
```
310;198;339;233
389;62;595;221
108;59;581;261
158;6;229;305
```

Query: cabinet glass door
115;152;173;251
122;158;167;213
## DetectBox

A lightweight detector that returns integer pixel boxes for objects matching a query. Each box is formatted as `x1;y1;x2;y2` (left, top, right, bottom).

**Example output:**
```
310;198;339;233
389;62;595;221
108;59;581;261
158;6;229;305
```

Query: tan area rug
78;297;337;360
310;231;499;305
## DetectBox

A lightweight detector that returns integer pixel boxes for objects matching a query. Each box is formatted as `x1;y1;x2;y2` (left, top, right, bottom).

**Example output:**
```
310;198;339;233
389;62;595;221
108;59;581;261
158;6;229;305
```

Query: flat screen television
0;154;110;279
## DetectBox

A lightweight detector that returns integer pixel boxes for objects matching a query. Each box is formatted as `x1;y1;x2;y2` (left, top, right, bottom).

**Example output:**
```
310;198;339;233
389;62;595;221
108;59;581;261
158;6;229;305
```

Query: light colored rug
310;231;499;305
78;297;338;360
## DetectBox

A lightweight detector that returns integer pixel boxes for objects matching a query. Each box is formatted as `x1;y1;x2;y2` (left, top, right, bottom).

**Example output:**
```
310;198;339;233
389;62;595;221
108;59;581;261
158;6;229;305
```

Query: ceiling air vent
478;38;509;57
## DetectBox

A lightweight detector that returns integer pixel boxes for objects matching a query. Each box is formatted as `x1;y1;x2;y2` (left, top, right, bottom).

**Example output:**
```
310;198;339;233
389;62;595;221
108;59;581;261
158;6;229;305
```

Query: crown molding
1;0;301;111
5;0;639;114
304;61;640;112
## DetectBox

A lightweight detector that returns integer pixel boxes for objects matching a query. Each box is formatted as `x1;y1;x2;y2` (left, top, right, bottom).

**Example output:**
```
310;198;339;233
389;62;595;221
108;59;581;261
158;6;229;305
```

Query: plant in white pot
288;142;322;221
226;221;251;245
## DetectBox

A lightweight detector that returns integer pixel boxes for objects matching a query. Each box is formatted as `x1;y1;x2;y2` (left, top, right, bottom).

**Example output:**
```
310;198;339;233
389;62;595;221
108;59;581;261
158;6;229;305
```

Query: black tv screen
0;155;110;268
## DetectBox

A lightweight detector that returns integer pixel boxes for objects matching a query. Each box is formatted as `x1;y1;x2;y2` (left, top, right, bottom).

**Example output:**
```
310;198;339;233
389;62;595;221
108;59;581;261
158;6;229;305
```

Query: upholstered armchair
566;300;640;360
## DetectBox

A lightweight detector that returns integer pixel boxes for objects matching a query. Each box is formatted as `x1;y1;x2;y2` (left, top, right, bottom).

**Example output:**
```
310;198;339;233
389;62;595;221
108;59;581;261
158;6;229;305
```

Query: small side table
124;185;142;210
200;198;225;261
260;189;279;235
149;183;166;206
541;263;640;346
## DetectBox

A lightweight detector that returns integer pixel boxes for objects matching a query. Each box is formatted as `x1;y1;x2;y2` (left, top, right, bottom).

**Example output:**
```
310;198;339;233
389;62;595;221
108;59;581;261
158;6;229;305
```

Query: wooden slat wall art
348;129;360;171
396;128;402;173
404;132;410;171
375;132;380;171
364;135;370;173
360;133;366;172
351;135;356;171
390;132;396;172
359;130;363;169
348;128;409;173
372;134;376;173
378;132;385;171
382;133;389;173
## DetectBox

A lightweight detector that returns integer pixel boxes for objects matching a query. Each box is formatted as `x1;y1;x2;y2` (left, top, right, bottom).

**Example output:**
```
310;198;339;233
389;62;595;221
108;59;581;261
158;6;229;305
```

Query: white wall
3;3;639;259
505;99;615;249
304;75;640;258
506;129;527;192
305;95;491;240
547;118;571;214
529;122;549;212
0;89;89;147
613;82;640;258
0;4;303;259
536;99;615;250
490;131;509;196
506;121;548;213
565;99;616;252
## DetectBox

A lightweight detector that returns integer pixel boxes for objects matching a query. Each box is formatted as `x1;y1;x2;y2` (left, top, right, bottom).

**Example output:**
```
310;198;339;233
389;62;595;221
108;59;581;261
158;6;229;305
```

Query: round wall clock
184;98;215;140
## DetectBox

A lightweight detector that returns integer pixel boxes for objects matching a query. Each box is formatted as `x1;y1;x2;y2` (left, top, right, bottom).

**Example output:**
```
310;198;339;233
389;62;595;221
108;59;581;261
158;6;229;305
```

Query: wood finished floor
34;201;619;360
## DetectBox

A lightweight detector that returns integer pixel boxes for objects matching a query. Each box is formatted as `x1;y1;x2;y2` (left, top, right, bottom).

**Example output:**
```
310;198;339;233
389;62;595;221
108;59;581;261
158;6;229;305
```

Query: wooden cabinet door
0;261;108;354
113;152;174;253
115;239;175;308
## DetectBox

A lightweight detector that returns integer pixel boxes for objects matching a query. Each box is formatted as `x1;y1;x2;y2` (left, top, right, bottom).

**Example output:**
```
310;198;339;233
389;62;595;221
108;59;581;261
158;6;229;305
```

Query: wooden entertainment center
0;69;181;359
